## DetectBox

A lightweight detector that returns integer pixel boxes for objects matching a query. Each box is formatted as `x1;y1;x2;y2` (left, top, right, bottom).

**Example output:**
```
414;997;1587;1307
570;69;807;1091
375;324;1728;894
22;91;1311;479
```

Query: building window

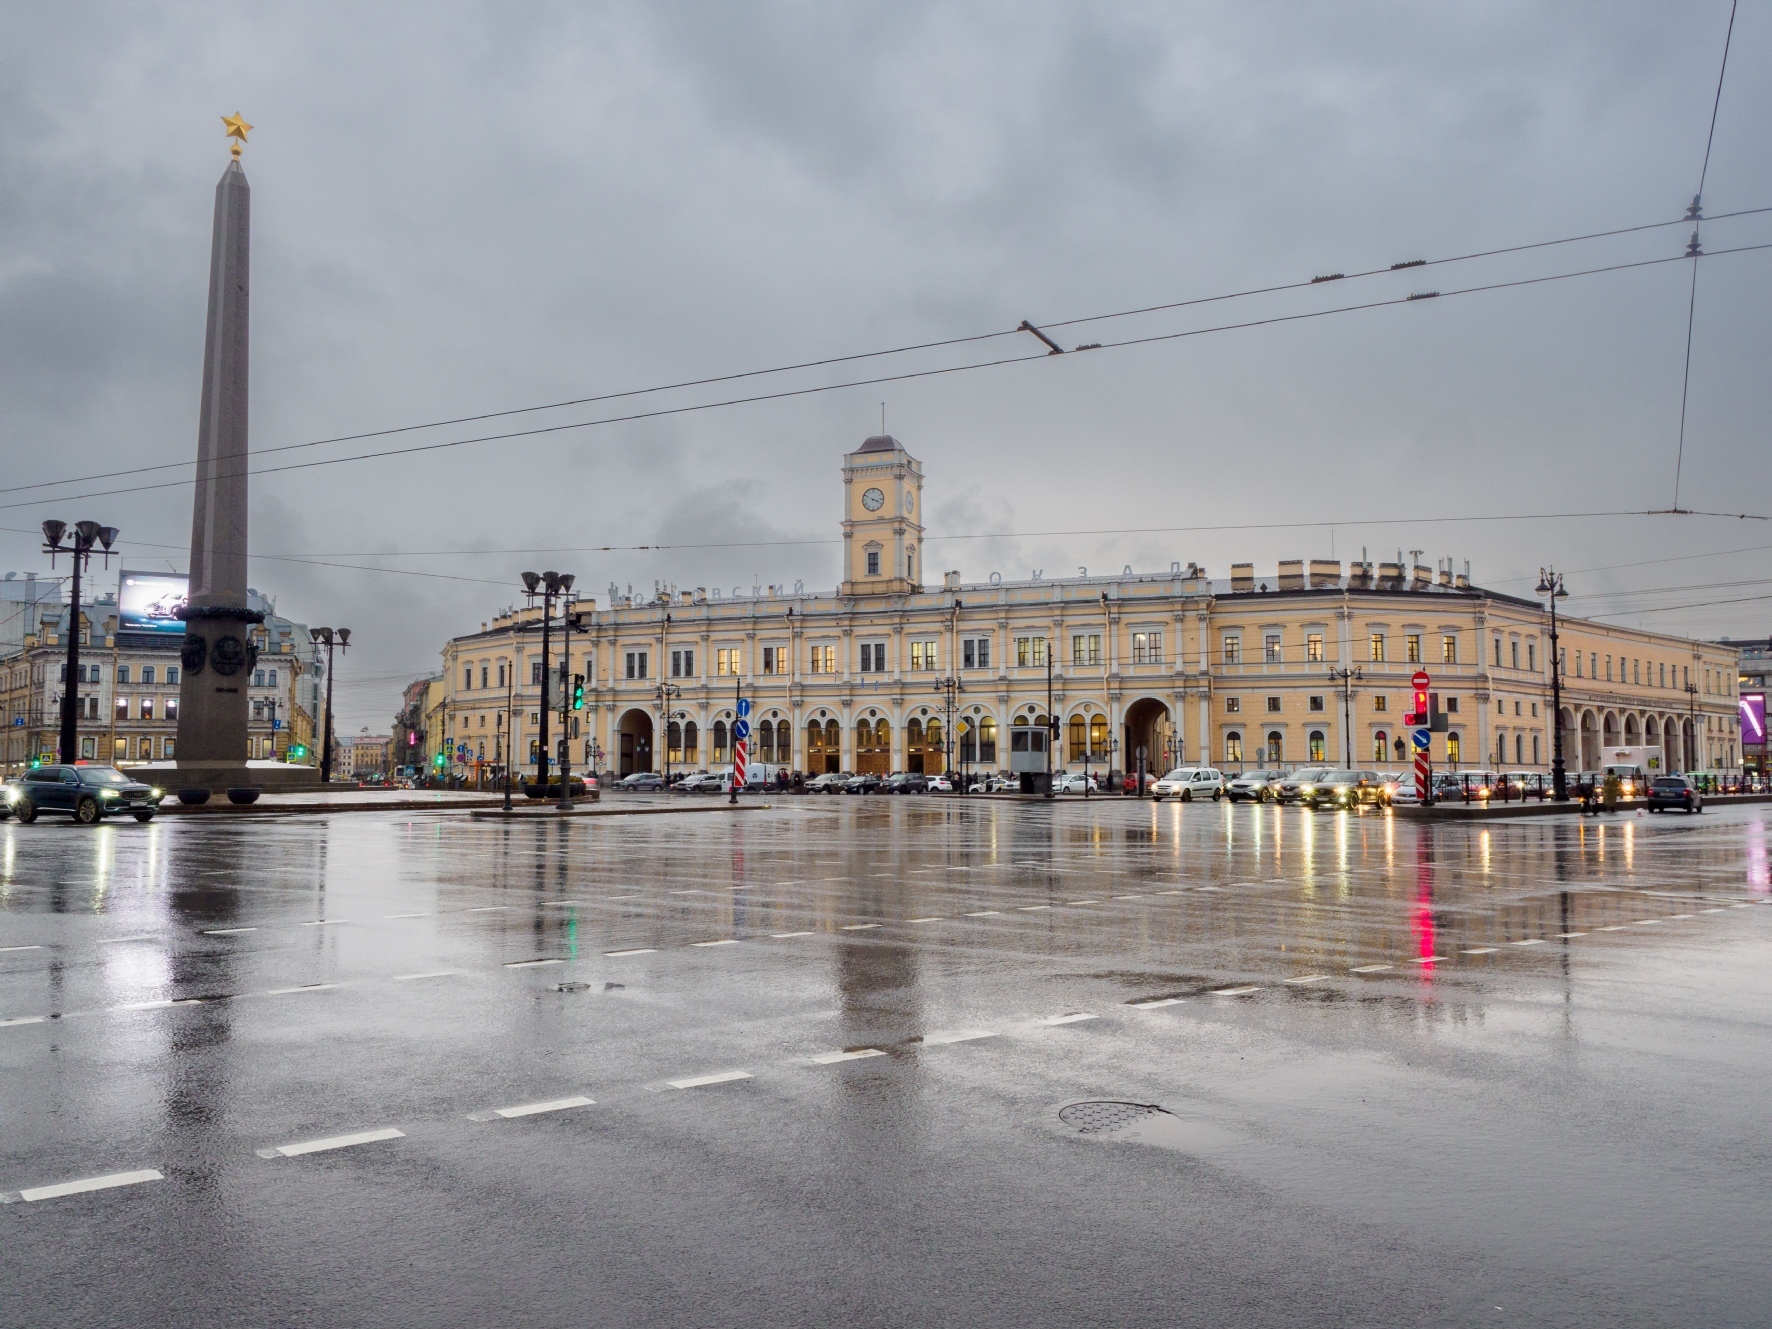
866;550;881;576
1308;731;1325;762
1373;731;1388;762
1072;634;1101;666
1225;732;1243;764
253;670;266;688
142;665;156;684
1266;732;1283;764
1605;656;1613;681
626;651;648;680
140;698;153;720
910;641;938;671
1089;714;1107;756
962;637;991;670
1307;633;1324;662
1510;641;1521;670
1448;731;1462;763
1633;659;1641;685
115;696;128;719
1068;716;1087;761
716;648;739;676
1308;695;1325;712
671;648;693;678
772;722;788;763
1659;662;1666;687
712;720;729;762
1015;637;1047;668
116;664;130;683
1406;634;1421;663
1225;696;1241;713
1493;639;1503;668
1265;634;1282;663
1222;636;1241;664
1369;633;1385;663
860;642;888;673
166;698;178;720
463;667;473;689
1445;696;1459;713
809;645;836;673
979;716;998;763
1373;695;1387;712
1527;644;1536;672
1442;635;1458;664
1266;696;1282;713
167;666;179;685
1132;631;1161;665
764;645;787;675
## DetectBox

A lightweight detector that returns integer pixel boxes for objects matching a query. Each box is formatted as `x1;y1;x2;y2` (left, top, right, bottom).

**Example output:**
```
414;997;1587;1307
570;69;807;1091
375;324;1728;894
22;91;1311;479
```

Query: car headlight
1300;784;1314;793
150;788;163;798
99;789;118;798
1;787;15;803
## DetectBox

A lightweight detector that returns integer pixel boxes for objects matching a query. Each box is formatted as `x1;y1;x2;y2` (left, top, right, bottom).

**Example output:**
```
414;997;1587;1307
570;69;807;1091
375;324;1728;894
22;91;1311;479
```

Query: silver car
1275;767;1334;804
1226;769;1288;803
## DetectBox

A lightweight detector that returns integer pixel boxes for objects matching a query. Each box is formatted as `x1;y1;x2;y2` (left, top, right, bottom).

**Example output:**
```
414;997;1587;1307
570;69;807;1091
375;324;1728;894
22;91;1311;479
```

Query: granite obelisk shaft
175;158;258;771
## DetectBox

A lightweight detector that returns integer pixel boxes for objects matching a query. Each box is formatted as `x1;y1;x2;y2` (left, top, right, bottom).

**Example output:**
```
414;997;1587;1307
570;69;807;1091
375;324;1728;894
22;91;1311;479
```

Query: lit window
1225;696;1241;713
140;698;153;720
809;645;836;673
1308;731;1326;762
1266;696;1281;713
1373;695;1387;712
1307;633;1324;662
165;698;178;720
1442;635;1458;664
717;648;739;676
1266;732;1282;763
1015;637;1047;668
1265;635;1282;663
115;696;129;719
910;641;938;671
1406;634;1421;663
1225;732;1243;763
1222;636;1241;664
1373;731;1388;762
1132;631;1161;665
1369;633;1385;663
764;645;788;675
1448;732;1462;762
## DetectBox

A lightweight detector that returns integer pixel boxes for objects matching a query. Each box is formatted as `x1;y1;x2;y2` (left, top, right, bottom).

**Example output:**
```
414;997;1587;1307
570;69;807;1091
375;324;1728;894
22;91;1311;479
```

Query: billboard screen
117;571;189;636
1742;693;1766;748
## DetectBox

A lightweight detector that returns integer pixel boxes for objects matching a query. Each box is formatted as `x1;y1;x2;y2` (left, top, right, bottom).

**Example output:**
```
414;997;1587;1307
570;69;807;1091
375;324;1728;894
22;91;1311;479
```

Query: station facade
436;436;1745;782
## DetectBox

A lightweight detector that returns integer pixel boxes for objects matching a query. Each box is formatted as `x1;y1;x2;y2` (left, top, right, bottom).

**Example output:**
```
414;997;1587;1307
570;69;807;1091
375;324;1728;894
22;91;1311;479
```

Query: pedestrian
1601;771;1621;813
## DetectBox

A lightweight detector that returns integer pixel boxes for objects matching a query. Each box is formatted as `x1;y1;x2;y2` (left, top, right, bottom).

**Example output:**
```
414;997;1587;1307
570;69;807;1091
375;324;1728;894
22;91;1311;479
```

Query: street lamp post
1044;640;1056;799
1328;665;1362;768
1536;568;1571;800
41;520;119;763
312;626;351;783
1685;680;1700;774
520;571;575;792
932;674;963;780
659;686;682;787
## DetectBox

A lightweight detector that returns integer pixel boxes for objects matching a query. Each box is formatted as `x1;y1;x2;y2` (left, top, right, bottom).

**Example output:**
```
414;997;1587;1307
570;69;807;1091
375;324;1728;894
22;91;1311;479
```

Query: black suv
10;765;164;824
884;772;928;794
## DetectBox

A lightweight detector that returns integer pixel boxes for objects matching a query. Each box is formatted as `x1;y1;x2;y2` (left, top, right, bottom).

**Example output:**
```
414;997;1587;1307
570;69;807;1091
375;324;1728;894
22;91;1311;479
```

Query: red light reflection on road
1413;837;1437;973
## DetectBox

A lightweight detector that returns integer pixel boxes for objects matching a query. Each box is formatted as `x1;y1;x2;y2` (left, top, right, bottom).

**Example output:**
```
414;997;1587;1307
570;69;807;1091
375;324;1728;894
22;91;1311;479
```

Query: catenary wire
4;204;1771;503
7;238;1772;520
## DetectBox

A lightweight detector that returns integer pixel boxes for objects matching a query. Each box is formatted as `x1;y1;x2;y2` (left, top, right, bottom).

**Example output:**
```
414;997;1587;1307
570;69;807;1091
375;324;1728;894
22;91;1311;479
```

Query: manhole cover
1057;1101;1165;1134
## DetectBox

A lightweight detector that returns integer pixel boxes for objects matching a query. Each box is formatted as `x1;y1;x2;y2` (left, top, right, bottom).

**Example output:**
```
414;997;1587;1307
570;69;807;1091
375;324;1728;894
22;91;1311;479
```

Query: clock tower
840;434;924;596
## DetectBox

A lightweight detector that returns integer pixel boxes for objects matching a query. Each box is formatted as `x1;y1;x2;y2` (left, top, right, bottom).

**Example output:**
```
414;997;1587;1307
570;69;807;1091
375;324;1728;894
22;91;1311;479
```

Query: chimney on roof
1278;559;1304;590
1231;563;1254;592
1309;559;1341;588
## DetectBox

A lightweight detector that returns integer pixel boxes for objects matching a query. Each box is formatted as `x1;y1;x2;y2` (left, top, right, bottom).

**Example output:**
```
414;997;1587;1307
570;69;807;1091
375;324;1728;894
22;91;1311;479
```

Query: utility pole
1044;640;1055;799
1328;665;1362;768
1537;568;1570;799
313;627;351;782
41;520;119;763
501;656;514;811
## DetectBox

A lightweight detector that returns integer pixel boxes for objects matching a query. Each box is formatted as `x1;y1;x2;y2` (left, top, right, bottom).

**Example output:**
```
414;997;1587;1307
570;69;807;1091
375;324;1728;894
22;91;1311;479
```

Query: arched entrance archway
618;708;654;776
856;711;891;776
1579;709;1598;769
1122;697;1173;778
806;713;840;773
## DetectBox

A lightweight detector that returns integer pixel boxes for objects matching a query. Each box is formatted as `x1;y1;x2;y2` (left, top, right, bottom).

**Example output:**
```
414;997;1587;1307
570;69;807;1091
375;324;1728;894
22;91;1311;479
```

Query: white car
1386;776;1420;806
674;771;722;792
926;774;955;793
1053;772;1098;794
1150;768;1224;801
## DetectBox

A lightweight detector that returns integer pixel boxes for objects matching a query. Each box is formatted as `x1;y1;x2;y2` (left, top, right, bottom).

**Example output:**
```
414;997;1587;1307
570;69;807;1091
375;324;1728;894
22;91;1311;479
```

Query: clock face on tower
861;487;885;512
903;491;915;515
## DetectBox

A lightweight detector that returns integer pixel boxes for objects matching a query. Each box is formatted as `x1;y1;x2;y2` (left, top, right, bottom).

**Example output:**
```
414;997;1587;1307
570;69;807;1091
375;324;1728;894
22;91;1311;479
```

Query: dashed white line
392;971;459;982
1017;905;1051;912
1407;956;1447;964
1700;908;1728;914
466;906;509;913
1556;932;1587;939
1211;986;1260;996
113;999;202;1012
0;945;43;952
604;948;657;957
1037;1013;1098;1025
1;1016;47;1027
6;1169;163;1203
99;935;154;945
1350;964;1393;973
1669;914;1696;919
690;939;739;948
202;928;256;936
492;1095;595;1119
963;910;1001;917
264;983;338;995
1633;919;1663;926
301;920;348;927
1283;975;1330;985
770;932;814;939
840;923;881;931
1462;948;1499;955
667;1070;752;1089
905;917;943;923
1127;997;1185;1009
1511;939;1547;947
808;1048;887;1065
1597;925;1629;932
258;1127;404;1158
503;959;563;969
1065;900;1100;906
384;913;433;920
922;1030;997;1045
1730;903;1755;909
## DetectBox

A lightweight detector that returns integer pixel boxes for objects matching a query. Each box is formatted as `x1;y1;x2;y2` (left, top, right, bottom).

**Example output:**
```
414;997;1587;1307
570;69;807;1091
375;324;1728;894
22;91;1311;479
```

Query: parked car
806;772;849;794
1275;767;1334;804
985;773;1019;793
1225;769;1288;803
10;764;164;824
884;772;929;794
1647;775;1703;813
1387;776;1420;806
675;771;722;792
614;772;665;791
844;773;883;794
1150;768;1225;802
521;776;594;800
1053;771;1098;794
926;774;955;793
1303;769;1386;808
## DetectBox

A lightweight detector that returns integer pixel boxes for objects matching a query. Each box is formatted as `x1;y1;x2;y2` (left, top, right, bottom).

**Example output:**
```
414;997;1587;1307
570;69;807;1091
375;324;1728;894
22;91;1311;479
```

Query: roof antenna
881;402;886;434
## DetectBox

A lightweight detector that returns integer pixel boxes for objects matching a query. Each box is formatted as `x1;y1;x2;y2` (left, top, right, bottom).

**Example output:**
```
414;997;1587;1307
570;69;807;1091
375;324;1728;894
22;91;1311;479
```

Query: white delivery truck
1600;746;1663;798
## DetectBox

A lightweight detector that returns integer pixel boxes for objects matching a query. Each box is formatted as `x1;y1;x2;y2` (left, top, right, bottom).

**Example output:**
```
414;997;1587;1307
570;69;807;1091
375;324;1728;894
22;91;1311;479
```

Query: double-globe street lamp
41;520;120;763
520;571;576;800
1536;568;1571;800
313;627;351;782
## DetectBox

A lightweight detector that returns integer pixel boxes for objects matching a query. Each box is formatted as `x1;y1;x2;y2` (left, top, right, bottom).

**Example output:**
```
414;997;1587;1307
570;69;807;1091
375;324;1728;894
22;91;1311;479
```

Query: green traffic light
572;674;585;710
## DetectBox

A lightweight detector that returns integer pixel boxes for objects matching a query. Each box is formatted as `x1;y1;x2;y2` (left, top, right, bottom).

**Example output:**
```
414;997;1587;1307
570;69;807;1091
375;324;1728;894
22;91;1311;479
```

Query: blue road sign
736;698;752;719
1412;729;1431;751
271;719;282;731
733;718;751;741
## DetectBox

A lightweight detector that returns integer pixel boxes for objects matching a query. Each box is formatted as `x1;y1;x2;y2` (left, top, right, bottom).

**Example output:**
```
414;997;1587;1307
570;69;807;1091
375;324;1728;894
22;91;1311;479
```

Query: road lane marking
1633;920;1663;926
1730;903;1754;909
905;918;943;924
264;983;338;995
1462;948;1499;955
1017;905;1051;911
604;948;657;957
1111;895;1147;900
769;932;813;939
384;913;433;919
1065;900;1100;906
1597;925;1629;931
113;999;202;1011
1556;932;1587;938
840;923;881;931
258;1127;404;1158
540;900;585;908
667;1070;752;1089
0;945;43;952
808;1048;886;1065
1700;908;1728;914
493;1095;595;1119
301;920;348;927
202;928;256;936
1211;986;1260;996
99;935;154;945
504;959;564;968
1156;890;1187;896
1037;1013;1098;1025
1511;939;1547;946
1283;975;1330;985
963;910;1001;917
1350;964;1392;973
466;906;509;913
1127;997;1185;1009
690;939;739;948
5;1169;163;1203
1;1016;47;1027
1407;956;1447;964
1669;914;1696;919
922;1030;997;1045
392;971;459;981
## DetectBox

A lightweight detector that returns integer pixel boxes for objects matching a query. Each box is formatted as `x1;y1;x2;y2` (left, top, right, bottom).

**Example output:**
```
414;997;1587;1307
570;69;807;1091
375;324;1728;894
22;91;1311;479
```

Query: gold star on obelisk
222;113;253;158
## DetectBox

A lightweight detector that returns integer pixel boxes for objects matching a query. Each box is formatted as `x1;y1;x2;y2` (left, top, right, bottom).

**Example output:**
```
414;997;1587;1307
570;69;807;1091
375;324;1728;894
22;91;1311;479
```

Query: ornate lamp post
313;627;350;782
1536;568;1570;800
41;520;119;763
1328;664;1362;768
932;674;963;779
520;571;574;792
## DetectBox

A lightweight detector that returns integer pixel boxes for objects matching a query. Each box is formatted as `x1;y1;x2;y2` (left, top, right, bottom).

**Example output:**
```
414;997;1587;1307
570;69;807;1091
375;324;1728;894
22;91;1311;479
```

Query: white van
720;762;787;793
1150;768;1224;801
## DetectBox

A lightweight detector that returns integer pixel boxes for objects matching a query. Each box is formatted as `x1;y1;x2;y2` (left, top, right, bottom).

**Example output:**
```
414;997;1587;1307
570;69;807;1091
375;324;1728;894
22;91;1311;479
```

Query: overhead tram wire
8;237;1772;521
5;203;1772;505
1671;0;1740;511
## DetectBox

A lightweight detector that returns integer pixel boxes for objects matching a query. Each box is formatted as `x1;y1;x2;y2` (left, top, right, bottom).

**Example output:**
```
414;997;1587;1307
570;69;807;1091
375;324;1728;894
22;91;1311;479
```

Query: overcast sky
2;2;1767;730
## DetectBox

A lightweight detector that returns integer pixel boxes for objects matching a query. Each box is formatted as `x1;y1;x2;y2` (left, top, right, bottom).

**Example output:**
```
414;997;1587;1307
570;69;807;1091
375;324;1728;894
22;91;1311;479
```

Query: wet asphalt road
4;796;1772;1328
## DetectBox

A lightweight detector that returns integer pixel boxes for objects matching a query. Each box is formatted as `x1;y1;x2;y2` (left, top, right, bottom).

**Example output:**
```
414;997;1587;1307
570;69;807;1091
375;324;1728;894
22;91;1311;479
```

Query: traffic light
1407;683;1429;726
289;743;308;759
572;674;585;710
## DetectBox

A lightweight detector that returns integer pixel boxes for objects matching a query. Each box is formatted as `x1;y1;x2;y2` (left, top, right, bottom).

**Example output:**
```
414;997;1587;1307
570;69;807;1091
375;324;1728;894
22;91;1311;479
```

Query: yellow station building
435;435;1744;783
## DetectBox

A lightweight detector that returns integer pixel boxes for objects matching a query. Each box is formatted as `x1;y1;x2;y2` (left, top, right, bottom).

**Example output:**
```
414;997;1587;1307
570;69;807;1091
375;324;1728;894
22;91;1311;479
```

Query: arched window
773;723;788;764
1068;716;1086;761
1308;730;1326;762
1267;731;1283;764
713;720;729;762
925;718;941;754
824;718;839;750
873;719;890;748
979;716;998;763
856;718;873;748
1373;730;1388;763
757;719;774;763
1225;732;1243;763
667;720;683;763
1532;733;1540;764
683;721;698;763
1447;731;1462;763
958;718;975;763
907;718;924;750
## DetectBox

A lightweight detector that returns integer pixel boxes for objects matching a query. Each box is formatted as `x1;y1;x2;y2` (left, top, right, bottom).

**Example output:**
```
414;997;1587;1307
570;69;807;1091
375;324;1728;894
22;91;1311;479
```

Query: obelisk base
124;760;322;794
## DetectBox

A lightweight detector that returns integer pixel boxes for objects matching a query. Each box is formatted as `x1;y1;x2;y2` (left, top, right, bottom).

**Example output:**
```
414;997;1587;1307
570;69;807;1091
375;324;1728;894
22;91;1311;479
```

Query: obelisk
172;116;277;791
